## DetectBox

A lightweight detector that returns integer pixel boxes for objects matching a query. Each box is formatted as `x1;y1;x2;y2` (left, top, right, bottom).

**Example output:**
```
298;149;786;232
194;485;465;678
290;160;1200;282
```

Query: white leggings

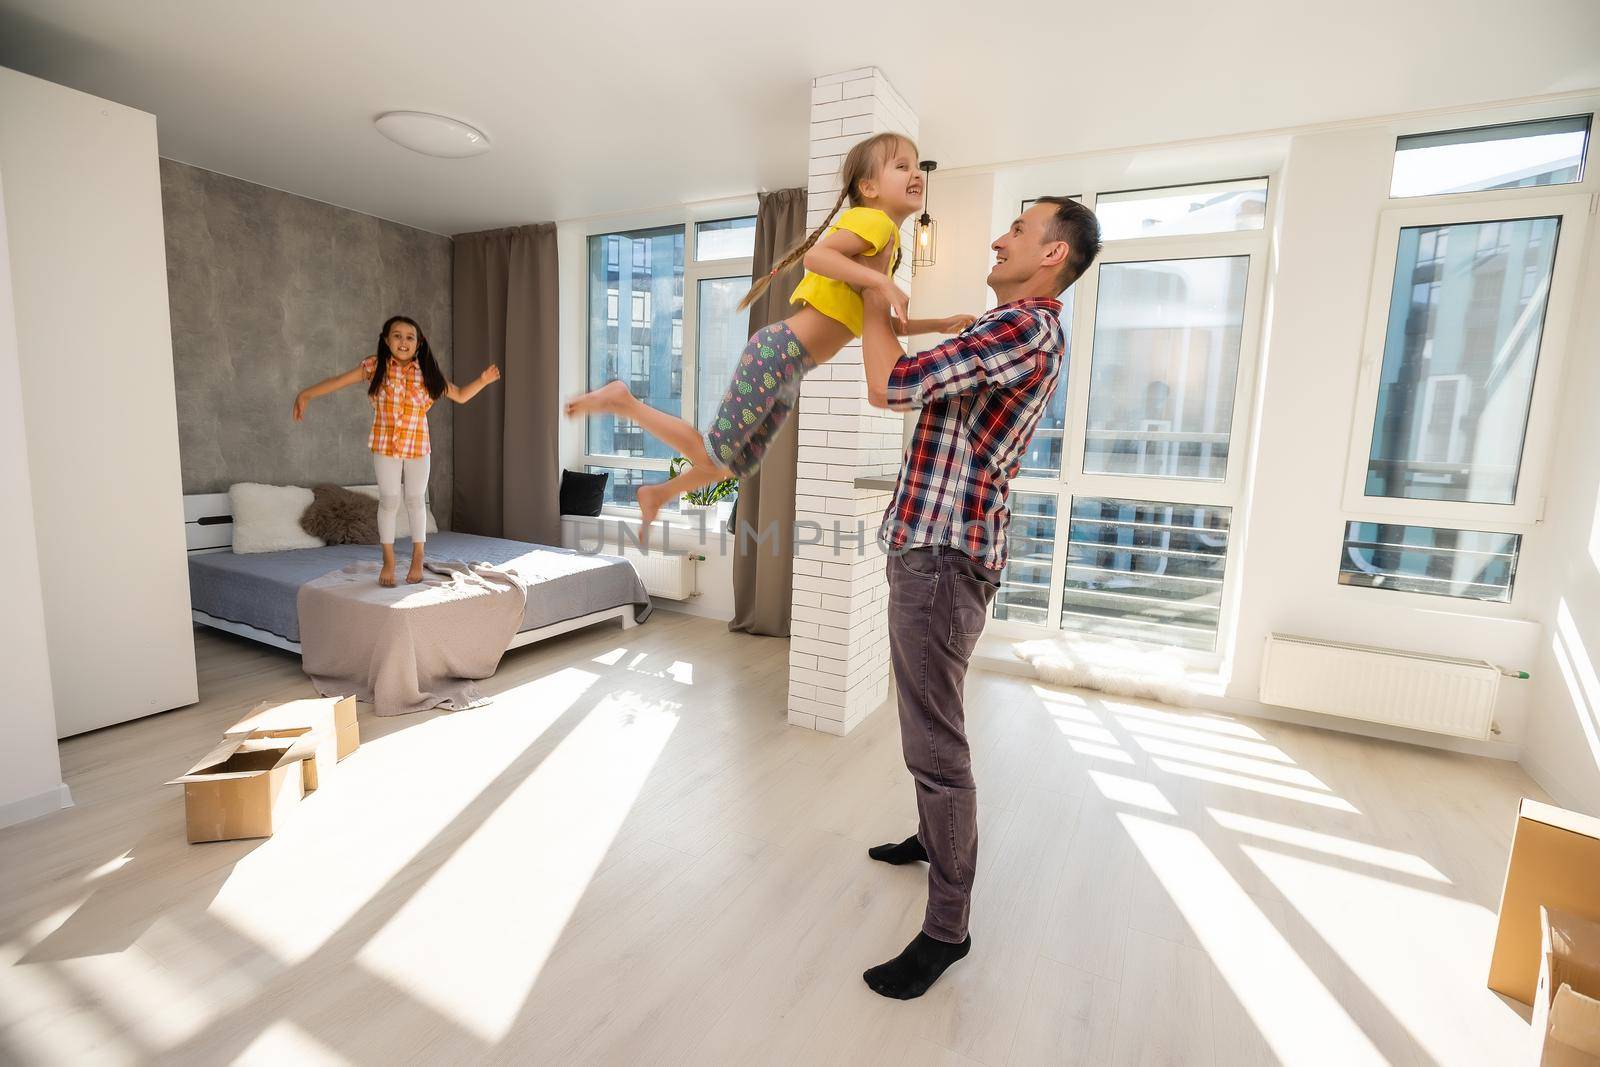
374;453;430;546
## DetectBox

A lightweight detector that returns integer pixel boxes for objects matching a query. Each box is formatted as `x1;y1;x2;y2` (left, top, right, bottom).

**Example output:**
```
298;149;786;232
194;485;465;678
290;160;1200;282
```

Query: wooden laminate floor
0;612;1549;1066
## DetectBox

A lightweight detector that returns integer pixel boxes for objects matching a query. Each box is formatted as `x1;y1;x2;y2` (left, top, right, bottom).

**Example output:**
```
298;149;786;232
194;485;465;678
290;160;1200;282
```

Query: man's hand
940;314;977;334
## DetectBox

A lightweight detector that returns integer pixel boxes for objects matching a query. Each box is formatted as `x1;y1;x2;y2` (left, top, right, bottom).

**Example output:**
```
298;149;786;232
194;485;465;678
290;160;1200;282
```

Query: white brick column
787;68;918;736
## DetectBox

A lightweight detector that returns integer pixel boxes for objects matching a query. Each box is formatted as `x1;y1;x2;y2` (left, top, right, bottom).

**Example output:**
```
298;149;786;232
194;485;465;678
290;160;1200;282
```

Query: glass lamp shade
912;215;937;268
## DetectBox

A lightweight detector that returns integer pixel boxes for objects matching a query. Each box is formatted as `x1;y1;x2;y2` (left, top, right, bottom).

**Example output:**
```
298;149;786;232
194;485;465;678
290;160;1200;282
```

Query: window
1391;115;1591;198
1063;498;1232;651
584;216;756;506
1346;191;1589;531
696;217;757;261
994;493;1058;625
1363;216;1559;506
1018;289;1072;477
695;277;747;443
1084;257;1249;481
1094;179;1268;241
994;185;1265;657
585;464;672;512
1339;522;1520;603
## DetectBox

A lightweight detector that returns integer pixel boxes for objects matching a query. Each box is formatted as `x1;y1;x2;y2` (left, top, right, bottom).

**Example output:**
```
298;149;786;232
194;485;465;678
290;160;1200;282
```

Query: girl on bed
564;132;973;535
292;315;502;587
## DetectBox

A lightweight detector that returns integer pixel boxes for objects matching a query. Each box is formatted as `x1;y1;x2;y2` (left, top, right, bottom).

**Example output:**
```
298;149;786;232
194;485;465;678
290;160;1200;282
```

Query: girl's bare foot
379;562;397;587
564;380;630;418
406;553;426;584
636;483;670;549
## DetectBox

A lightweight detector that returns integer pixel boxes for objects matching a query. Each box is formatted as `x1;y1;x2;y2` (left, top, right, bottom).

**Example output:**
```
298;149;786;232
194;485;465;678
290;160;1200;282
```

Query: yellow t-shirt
788;206;900;337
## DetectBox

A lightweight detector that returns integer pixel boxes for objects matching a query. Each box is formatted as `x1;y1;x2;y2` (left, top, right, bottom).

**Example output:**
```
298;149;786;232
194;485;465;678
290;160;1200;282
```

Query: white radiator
619;548;698;601
560;517;699;600
1259;633;1499;740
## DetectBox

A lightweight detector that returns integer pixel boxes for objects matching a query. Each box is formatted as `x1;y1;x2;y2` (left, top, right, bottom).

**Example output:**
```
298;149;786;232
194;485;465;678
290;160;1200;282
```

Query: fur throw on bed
300;484;380;545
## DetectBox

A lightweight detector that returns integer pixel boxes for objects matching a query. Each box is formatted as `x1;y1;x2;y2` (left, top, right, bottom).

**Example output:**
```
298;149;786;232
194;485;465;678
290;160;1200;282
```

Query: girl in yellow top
565;132;973;533
293;315;501;586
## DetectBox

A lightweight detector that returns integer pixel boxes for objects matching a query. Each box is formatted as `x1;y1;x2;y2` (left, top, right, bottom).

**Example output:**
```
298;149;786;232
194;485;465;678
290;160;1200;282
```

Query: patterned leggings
702;321;815;479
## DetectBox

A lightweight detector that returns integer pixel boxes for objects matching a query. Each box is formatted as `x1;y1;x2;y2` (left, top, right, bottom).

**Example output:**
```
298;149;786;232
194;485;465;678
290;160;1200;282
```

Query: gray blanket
189;532;652;643
299;559;528;716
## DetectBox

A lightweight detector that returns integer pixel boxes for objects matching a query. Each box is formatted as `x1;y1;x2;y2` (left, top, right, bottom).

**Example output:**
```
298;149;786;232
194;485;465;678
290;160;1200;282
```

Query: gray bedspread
189;532;652;643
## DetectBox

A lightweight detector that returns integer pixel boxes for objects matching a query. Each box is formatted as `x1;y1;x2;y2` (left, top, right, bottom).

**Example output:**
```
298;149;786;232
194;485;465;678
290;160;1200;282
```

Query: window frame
991;183;1273;664
581;216;754;510
1339;192;1592;530
1388;113;1592;200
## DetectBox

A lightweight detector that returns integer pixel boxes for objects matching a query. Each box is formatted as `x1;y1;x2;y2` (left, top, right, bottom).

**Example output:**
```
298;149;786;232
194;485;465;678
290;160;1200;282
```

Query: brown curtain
451;223;560;544
729;188;807;637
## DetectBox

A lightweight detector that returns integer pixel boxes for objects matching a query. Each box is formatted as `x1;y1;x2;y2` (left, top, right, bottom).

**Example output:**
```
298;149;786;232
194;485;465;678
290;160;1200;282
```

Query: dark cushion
560;469;608;516
300;484;380;545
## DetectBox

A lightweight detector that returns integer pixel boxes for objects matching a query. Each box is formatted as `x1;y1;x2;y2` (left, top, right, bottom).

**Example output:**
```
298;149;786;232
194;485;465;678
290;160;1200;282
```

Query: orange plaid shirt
361;355;435;459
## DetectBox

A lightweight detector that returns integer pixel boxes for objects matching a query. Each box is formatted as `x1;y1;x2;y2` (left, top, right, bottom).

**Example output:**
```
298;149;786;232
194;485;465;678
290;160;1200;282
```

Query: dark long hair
368;315;447;399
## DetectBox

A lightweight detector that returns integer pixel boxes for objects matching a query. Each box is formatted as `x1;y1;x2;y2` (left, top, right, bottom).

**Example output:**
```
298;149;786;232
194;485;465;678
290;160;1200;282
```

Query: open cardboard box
1532;908;1600;1066
168;734;314;844
225;695;359;786
1491;799;1600;1005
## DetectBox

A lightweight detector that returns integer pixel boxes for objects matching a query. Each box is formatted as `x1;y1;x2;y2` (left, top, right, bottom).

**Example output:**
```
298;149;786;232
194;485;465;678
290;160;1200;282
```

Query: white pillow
345;484;440;538
229;483;324;554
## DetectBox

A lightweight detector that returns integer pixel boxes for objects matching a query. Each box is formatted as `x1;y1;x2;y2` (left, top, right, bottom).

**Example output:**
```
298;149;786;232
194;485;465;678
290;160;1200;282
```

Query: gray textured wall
161;160;454;526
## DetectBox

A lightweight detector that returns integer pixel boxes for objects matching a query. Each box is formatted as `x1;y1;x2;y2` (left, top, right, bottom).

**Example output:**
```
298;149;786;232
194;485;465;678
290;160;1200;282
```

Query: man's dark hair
1034;196;1101;292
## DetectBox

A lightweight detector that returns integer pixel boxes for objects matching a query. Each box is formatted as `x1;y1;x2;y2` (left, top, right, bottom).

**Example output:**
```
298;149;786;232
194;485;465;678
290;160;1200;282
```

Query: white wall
1224;124;1545;759
0;68;197;736
0;166;69;828
911;98;1600;764
1519;238;1600;813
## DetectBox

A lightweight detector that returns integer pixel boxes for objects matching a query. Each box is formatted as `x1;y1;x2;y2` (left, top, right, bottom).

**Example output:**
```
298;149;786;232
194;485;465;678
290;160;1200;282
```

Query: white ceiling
2;0;1597;235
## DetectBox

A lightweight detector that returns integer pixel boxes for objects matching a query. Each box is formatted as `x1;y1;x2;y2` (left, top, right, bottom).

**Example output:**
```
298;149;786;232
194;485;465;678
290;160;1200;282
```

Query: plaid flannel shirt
878;297;1065;571
363;355;435;459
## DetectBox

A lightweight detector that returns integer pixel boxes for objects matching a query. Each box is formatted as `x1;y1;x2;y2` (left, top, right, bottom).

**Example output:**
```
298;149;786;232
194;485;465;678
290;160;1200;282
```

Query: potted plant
668;456;738;516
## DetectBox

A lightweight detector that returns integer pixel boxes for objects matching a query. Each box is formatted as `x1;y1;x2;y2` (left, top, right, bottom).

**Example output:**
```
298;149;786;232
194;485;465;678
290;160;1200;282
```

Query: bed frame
183;492;638;656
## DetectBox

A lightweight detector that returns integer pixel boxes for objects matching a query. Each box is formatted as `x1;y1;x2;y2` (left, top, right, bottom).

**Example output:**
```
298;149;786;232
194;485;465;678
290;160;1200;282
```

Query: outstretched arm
893;314;977;337
293;361;368;421
445;363;502;403
869;304;1052;412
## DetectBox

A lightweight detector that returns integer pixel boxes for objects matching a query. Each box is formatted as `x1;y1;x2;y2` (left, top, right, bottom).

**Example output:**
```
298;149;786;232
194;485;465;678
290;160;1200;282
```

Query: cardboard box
168;735;313;843
1490;799;1600;1004
227;695;359;767
1532;908;1600;1066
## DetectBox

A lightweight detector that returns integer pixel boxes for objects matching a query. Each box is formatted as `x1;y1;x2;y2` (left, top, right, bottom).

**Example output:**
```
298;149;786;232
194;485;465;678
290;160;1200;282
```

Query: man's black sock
863;932;971;1000
867;834;928;865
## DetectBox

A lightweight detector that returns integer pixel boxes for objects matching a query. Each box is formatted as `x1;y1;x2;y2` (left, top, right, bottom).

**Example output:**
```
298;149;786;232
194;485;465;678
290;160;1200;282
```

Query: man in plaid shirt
857;196;1101;1000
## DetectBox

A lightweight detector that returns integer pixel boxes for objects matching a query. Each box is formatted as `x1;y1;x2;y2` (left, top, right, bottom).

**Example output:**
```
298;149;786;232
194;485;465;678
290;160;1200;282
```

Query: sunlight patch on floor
1210;809;1450;883
1089;771;1177;814
1152;758;1361;812
1105;700;1267;740
208;667;601;964
1248;843;1519;1065
0;938;131;1064
1069;739;1136;764
1116;716;1295;764
356;687;679;1042
1121;814;1386;1066
234;1019;349;1066
1133;736;1332;790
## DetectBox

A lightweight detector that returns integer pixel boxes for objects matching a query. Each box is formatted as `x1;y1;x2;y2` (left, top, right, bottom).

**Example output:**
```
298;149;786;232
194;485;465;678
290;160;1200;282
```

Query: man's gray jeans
886;545;1001;943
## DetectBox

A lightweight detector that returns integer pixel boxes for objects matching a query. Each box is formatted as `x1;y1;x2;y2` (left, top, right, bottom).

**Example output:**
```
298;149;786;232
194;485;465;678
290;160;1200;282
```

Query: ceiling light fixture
913;160;937;271
374;111;491;158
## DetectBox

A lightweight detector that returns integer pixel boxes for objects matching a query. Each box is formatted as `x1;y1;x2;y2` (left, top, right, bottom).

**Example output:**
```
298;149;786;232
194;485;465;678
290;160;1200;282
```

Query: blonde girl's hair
737;132;917;312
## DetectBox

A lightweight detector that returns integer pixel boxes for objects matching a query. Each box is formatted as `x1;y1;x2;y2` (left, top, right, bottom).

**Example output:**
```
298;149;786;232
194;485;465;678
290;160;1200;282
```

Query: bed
184;492;650;655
